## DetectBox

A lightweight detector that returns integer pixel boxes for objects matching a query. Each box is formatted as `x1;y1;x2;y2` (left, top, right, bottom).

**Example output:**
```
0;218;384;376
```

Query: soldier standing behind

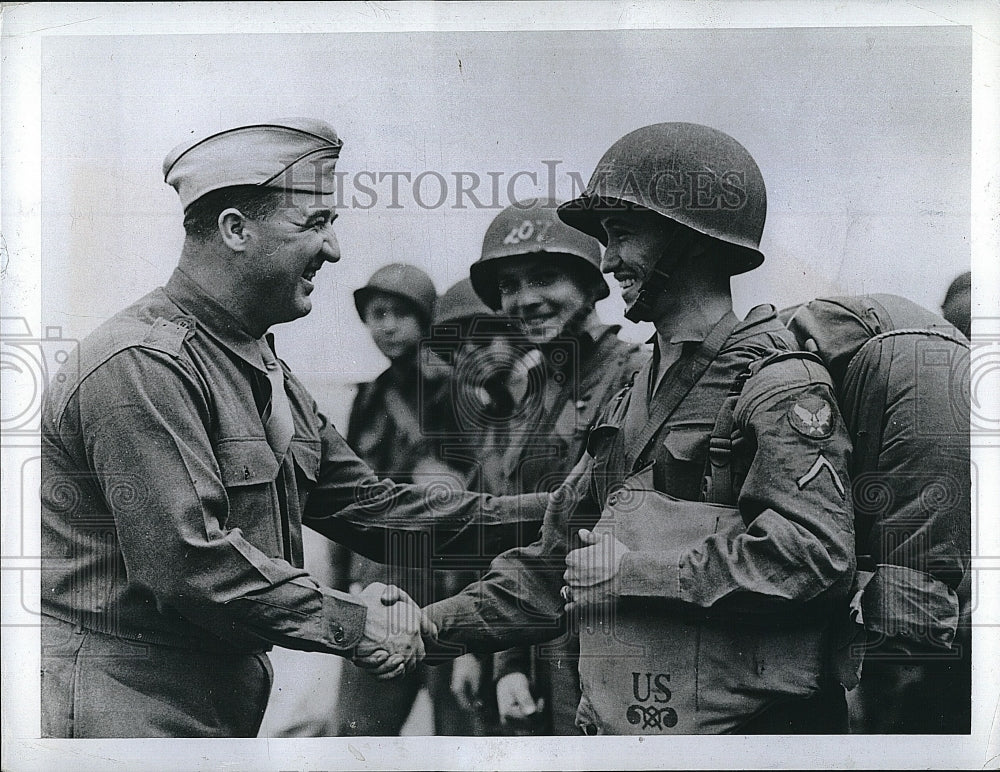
431;278;515;735
331;263;461;735
465;201;646;735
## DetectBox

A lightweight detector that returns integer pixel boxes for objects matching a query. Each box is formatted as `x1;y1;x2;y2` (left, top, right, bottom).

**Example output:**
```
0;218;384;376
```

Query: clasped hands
352;528;629;680
351;582;437;680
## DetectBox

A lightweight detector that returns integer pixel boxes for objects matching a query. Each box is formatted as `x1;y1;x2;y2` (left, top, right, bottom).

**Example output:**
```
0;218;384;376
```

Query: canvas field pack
574;293;970;734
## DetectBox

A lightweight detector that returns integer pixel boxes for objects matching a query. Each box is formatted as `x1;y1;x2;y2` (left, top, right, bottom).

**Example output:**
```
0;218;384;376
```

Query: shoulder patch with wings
787;393;836;439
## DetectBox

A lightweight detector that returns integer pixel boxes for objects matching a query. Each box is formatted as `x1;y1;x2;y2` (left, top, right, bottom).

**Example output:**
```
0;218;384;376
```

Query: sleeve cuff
617;549;684;600
424;596;469;636
494;647;531;680
861;564;960;649
319;586;367;651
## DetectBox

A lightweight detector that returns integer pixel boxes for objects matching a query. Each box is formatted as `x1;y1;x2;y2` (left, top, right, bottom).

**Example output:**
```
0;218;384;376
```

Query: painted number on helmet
502;219;552;245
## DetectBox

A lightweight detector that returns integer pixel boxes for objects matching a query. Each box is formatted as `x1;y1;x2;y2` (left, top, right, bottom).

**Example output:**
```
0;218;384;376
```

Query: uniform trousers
41;616;272;738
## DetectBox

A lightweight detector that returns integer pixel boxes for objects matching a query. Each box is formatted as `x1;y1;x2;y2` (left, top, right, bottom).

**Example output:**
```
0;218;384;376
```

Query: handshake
351;582;438;680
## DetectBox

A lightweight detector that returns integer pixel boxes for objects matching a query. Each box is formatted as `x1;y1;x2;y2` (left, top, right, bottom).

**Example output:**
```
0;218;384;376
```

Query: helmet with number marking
353;262;437;323
557;122;767;275
471;198;608;310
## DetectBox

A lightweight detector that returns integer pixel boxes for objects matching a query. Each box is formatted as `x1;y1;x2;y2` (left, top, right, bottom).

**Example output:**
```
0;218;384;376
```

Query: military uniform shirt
426;305;855;652
40;268;546;656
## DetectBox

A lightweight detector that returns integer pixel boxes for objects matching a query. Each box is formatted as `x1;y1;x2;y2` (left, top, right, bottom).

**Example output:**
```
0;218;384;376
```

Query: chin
294;296;314;317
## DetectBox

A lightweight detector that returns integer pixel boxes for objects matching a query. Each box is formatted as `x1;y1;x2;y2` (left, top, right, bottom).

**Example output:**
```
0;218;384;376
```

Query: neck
651;284;733;351
179;242;267;338
389;350;419;375
542;307;600;349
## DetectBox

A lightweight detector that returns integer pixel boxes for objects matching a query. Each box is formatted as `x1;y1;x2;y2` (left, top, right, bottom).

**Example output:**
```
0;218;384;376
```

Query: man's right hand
351;582;429;680
496;671;544;729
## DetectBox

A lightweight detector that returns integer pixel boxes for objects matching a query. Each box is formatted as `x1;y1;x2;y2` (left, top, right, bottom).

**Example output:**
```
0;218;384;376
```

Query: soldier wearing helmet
458;199;646;736
424;124;856;734
332;263;463;736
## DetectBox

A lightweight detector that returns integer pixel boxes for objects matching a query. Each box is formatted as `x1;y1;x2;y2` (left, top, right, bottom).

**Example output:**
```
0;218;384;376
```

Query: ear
218;208;250;252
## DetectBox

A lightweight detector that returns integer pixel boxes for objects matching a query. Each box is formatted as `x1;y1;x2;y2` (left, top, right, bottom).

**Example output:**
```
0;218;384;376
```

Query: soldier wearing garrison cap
424;123;856;734
38;119;547;738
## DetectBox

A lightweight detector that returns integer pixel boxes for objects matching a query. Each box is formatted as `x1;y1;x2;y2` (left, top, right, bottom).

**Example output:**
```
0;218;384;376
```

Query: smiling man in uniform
38;119;546;738
419;123;856;734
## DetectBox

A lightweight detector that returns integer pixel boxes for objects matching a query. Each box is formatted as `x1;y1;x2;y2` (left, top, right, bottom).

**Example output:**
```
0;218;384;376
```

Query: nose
512;283;545;312
376;313;399;333
600;245;619;274
321;228;341;263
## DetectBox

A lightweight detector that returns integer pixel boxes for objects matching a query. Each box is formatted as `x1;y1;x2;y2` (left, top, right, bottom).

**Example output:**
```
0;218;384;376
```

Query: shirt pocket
654;427;710;501
215;438;282;555
290;437;321;486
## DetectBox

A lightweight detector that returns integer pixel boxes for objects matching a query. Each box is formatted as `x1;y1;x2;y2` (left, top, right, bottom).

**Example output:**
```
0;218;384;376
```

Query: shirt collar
644;309;723;347
163;267;268;372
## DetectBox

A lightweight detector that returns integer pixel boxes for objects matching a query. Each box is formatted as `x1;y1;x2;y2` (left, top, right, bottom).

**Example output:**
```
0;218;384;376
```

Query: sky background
38;26;971;406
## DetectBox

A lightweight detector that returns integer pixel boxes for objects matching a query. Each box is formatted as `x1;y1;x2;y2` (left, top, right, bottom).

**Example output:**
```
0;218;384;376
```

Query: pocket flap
662;427;709;462
216;438;280;487
291;437;321;482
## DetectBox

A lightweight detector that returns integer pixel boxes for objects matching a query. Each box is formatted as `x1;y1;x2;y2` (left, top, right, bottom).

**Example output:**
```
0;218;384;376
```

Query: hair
182;185;287;241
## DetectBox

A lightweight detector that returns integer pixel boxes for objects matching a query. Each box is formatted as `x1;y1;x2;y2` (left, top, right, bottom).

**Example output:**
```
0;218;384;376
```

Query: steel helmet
434;278;494;326
558;122;767;275
470;198;609;310
353;263;437;323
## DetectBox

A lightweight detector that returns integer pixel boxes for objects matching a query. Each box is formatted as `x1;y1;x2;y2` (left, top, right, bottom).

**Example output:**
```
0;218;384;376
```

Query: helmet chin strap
623;226;698;323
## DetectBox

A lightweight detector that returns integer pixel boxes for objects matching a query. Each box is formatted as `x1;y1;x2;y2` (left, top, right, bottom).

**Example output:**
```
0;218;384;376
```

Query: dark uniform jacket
426;305;856;733
40;268;546;657
332;358;457;606
476;324;647;500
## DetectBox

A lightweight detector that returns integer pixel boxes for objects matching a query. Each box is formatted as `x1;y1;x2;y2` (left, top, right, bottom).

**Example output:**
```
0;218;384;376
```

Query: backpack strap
702;350;825;505
623;311;740;471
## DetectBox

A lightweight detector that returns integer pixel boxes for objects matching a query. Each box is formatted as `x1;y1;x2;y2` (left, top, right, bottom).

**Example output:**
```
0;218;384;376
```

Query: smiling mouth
302;265;321;282
617;276;638;292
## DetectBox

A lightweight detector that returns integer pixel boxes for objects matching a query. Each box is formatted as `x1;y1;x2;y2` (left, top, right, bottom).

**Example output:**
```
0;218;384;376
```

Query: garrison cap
163;118;343;210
